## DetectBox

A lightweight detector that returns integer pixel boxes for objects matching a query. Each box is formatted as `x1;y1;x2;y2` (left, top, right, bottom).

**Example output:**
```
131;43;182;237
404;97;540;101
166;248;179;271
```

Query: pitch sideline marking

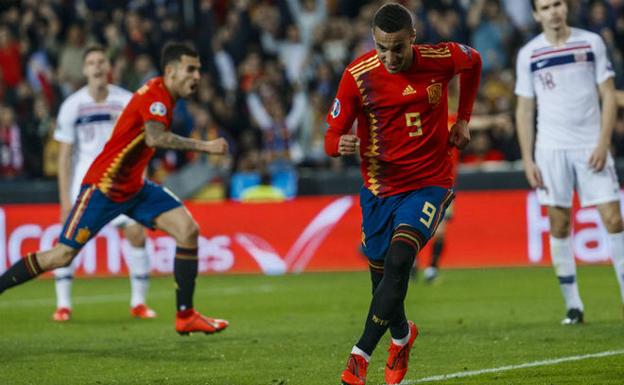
403;349;624;384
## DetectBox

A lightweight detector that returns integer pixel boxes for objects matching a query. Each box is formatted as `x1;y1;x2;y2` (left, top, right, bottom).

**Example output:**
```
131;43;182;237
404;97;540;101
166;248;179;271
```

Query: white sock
392;327;411;347
550;236;584;311
608;232;624;303
351;346;371;362
53;265;74;309
125;245;150;307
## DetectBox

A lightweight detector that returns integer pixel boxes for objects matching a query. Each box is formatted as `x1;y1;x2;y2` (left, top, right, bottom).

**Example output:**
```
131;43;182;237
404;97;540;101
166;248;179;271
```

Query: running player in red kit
0;42;229;336
325;4;481;384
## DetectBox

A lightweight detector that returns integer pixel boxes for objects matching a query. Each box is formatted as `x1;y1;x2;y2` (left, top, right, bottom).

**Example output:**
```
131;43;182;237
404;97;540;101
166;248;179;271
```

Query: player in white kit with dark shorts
53;45;156;321
516;0;624;324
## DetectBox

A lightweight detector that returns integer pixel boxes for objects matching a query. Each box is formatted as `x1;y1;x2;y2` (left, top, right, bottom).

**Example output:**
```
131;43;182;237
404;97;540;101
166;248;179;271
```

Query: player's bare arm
144;120;228;155
338;134;359;156
452;44;482;150
57;141;73;222
589;77;617;171
616;90;624;108
516;96;545;189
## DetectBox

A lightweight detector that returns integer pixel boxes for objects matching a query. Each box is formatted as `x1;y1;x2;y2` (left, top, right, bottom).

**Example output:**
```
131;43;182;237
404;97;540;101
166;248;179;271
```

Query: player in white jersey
52;45;156;321
516;0;624;324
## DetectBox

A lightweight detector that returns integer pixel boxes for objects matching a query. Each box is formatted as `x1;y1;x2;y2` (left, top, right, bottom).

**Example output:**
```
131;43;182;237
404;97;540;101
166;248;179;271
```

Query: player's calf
0;252;43;294
0;245;77;294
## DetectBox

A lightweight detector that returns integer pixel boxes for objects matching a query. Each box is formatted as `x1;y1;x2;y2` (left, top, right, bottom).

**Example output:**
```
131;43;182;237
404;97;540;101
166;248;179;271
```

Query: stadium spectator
246;77;307;164
501;0;535;38
0;25;23;89
0;0;623;184
21;96;52;178
124;53;158;92
468;0;518;73
515;0;624;325
0;104;23;178
57;23;89;96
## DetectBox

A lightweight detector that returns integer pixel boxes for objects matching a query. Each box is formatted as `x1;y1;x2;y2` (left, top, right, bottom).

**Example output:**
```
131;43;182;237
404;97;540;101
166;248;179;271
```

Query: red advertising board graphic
0;191;617;276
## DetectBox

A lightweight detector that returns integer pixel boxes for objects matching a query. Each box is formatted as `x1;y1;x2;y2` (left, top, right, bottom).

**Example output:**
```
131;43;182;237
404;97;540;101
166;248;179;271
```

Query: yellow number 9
405;112;422;137
420;201;437;228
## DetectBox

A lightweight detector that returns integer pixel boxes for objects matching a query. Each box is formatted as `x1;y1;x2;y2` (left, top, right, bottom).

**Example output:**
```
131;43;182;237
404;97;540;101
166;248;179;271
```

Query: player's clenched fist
339;134;359;155
205;137;229;155
448;120;470;150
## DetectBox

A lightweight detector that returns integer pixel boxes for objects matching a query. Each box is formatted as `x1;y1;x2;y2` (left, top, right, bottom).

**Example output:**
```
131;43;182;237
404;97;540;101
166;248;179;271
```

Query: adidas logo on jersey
402;85;417;96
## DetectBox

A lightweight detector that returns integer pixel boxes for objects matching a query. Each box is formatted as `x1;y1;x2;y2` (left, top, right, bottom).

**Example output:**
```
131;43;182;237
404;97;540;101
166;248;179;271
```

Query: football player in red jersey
0;42;229;336
325;4;481;384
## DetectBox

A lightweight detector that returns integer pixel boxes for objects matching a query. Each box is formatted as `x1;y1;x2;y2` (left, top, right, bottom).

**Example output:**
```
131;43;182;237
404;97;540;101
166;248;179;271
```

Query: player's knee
386;244;414;272
548;208;571;231
550;219;571;238
387;227;419;272
50;246;77;269
125;225;146;247
384;239;417;290
59;249;76;268
177;218;199;244
603;212;624;233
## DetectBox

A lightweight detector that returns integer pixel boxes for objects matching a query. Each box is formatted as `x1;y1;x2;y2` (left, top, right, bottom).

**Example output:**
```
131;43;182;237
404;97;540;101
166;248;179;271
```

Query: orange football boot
341;353;368;385
385;320;419;384
52;307;72;322
176;310;229;335
130;304;157;319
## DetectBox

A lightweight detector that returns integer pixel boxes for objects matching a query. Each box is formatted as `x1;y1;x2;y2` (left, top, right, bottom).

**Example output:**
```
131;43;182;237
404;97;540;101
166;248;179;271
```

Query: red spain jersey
83;77;174;201
325;43;480;197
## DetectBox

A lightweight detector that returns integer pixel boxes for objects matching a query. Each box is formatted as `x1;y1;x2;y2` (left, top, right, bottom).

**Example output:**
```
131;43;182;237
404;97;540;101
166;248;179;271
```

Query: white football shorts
109;214;137;228
535;147;620;208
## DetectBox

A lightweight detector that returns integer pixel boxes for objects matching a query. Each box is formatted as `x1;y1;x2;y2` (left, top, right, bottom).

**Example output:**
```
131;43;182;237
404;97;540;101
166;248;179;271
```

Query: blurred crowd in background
1;0;624;188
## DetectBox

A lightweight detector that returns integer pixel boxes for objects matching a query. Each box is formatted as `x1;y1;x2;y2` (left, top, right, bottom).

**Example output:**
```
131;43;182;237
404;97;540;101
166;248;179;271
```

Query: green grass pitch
0;265;623;384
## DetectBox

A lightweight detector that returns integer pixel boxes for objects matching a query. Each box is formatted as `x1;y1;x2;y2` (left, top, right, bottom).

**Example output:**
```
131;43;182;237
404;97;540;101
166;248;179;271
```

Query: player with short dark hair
325;3;481;384
516;0;624;324
0;42;230;335
160;42;199;71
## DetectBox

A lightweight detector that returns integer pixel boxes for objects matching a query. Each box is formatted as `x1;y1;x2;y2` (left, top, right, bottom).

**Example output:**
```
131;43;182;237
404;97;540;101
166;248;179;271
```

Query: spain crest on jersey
427;83;442;105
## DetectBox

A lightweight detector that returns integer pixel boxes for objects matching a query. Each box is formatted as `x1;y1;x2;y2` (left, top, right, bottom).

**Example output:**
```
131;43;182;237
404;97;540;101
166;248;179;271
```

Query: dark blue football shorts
59;180;182;249
360;185;455;262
